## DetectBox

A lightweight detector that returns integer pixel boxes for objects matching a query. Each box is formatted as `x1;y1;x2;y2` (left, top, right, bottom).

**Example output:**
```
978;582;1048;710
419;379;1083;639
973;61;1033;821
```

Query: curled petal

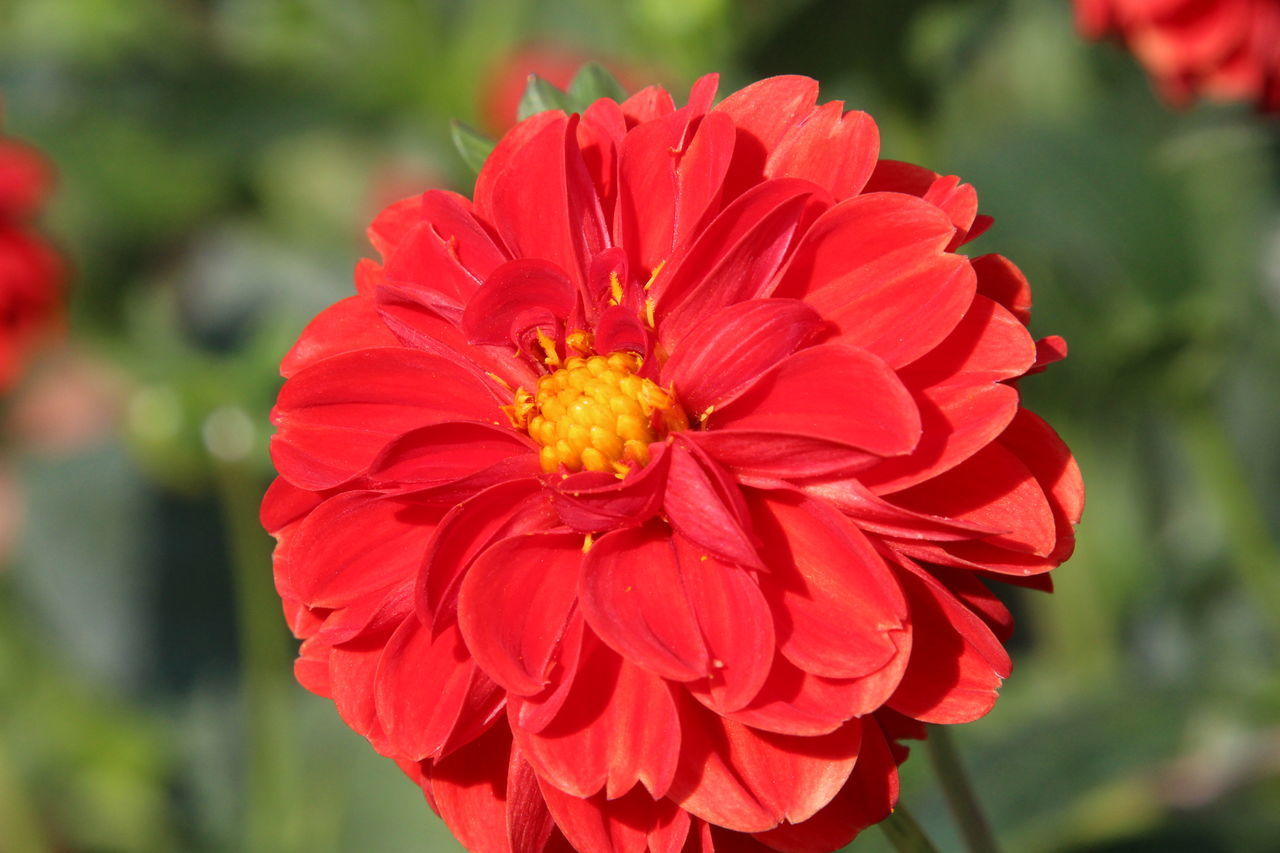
459;532;584;696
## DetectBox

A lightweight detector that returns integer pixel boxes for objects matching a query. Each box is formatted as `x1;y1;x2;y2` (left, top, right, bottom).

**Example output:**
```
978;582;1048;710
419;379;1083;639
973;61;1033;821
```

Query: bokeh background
2;0;1279;851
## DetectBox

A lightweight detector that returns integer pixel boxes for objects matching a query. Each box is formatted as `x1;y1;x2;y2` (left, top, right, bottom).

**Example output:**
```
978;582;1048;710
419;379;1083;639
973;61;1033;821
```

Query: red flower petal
763;101;879;200
538;785;688;853
662;298;824;417
459;532;584;696
999;408;1085;529
375;617;504;761
798;475;1000;542
381;190;507;311
665;438;762;570
427;725;516;853
420;478;556;626
751;492;908;681
889;442;1058;557
476;114;609;289
973;253;1032;325
280;291;400;379
887;557;1012;724
688;431;882;480
770;192;975;368
859;381;1019;495
514;630;682;800
705;646;907;738
654;178;831;351
670;701;861;832
365;421;536;486
270;348;507;490
708;344;921;459
579;525;709;682
286;491;439;609
552;445;670;533
615;108;734;275
900;295;1036;387
462;259;579;346
751;716;899;853
712;76;820;200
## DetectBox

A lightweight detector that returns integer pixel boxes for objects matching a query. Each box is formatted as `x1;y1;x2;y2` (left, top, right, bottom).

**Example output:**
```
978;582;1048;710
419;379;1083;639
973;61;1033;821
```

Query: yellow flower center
509;351;688;475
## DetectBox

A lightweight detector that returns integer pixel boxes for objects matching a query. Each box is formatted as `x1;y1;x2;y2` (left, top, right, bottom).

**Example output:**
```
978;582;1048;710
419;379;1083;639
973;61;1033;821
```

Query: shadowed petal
887;556;1012;724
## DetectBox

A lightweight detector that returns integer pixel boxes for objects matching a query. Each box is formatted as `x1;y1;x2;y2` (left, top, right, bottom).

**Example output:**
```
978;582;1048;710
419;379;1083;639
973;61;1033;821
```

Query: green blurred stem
1177;404;1280;637
216;460;297;853
879;803;942;853
926;725;1001;853
0;733;52;853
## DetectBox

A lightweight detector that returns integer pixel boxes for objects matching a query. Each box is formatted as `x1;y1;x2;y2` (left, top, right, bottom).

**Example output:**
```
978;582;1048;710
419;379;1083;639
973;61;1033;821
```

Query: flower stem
926;724;1001;853
215;459;299;853
879;803;943;853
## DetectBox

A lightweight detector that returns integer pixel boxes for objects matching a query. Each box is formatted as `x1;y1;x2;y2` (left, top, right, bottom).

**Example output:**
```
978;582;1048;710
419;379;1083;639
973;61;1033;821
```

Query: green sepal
566;62;627;108
450;120;496;176
516;74;572;121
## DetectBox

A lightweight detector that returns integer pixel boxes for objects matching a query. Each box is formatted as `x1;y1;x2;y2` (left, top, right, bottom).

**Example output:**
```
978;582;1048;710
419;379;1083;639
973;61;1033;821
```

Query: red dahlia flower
264;74;1083;853
0;114;62;391
1076;0;1280;111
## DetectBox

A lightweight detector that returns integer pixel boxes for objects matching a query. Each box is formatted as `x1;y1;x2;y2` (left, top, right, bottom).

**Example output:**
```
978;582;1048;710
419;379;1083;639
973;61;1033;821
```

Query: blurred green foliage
1;0;1278;851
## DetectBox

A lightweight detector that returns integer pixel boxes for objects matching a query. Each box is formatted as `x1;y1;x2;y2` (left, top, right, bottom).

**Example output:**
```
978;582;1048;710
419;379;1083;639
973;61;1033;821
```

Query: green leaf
566;62;628;109
450;120;496;176
516;73;571;121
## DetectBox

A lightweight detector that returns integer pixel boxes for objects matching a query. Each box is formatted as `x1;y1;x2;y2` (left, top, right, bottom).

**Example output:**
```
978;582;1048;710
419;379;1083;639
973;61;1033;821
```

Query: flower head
264;74;1083;853
1076;0;1280;111
0;112;62;391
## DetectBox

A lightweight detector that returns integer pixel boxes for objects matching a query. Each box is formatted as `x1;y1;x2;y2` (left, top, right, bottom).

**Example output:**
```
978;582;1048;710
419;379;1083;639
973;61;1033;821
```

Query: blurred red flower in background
1076;0;1280;111
264;75;1083;853
0;112;62;391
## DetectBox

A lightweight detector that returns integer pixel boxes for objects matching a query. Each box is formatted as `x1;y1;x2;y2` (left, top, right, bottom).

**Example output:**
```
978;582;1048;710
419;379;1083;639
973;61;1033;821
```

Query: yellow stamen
520;350;688;474
645;260;665;291
566;330;594;355
535;329;562;368
609;271;624;306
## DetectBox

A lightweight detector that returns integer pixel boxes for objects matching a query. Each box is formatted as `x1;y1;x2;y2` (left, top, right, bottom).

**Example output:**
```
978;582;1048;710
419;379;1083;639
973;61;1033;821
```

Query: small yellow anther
609;271;624;306
536;329;562;368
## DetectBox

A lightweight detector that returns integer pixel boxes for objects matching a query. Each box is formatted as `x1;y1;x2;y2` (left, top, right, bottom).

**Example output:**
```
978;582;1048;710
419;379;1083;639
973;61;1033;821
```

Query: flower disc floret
521;351;688;474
